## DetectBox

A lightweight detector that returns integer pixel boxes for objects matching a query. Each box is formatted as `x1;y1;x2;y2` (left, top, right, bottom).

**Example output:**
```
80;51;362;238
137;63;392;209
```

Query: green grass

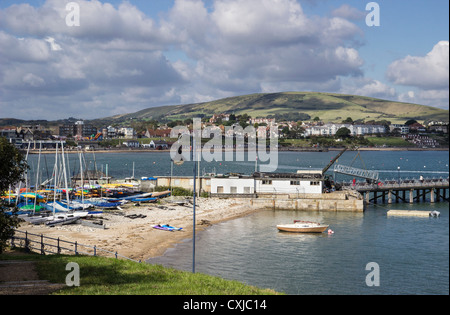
279;139;312;147
0;251;282;295
94;92;449;125
365;136;415;147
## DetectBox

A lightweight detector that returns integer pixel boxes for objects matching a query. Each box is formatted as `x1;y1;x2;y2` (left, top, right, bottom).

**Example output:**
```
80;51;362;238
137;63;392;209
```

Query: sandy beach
18;197;262;262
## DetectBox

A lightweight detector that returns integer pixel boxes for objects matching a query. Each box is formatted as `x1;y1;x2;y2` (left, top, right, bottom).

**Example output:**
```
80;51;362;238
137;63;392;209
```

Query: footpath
0;252;64;295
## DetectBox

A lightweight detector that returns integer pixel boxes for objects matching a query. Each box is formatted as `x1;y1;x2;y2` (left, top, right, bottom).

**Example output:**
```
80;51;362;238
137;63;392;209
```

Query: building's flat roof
253;172;322;179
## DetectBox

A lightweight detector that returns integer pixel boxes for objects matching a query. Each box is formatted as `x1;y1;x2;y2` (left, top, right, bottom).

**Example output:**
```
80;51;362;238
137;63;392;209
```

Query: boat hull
277;224;329;233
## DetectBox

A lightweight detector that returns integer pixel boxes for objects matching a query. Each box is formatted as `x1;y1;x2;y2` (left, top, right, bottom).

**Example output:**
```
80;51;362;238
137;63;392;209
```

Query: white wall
211;177;322;194
211;177;255;194
256;179;322;194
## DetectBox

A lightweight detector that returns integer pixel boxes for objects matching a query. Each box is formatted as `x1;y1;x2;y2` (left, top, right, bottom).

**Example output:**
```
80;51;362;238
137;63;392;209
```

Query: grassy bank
0;251;281;295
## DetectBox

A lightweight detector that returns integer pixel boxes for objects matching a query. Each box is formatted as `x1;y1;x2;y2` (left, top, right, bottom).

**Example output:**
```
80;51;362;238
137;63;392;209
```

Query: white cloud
399;89;449;109
22;73;46;87
387;41;449;90
0;0;388;120
164;0;364;99
45;37;62;51
341;78;396;99
386;41;449;109
331;4;366;21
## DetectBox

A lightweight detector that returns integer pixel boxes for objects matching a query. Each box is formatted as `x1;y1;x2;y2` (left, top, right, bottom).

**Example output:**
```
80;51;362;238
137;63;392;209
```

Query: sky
0;0;448;120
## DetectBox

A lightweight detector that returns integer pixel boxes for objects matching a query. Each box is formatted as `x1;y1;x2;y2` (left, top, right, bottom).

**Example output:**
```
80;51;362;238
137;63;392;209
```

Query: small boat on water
277;220;329;233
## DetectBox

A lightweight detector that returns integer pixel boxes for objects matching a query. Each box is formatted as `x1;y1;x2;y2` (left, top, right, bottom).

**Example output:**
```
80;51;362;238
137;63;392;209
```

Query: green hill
96;92;449;125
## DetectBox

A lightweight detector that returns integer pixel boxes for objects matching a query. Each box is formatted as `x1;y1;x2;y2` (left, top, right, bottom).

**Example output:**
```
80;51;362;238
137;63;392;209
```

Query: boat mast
52;142;59;217
16;142;31;206
33;141;42;215
61;141;70;210
78;149;84;206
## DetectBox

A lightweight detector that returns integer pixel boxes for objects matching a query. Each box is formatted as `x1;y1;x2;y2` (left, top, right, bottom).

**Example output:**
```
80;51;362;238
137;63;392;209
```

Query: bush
0;137;27;253
155;185;193;196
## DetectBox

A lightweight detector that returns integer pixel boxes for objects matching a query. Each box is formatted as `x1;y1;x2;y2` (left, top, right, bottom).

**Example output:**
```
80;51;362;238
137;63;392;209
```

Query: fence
341;177;449;191
9;230;141;263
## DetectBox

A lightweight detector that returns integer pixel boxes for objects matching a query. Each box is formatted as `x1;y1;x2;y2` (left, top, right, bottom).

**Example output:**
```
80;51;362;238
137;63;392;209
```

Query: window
230;186;237;193
217;186;224;193
244;187;251;193
290;180;300;185
310;181;320;186
262;180;272;185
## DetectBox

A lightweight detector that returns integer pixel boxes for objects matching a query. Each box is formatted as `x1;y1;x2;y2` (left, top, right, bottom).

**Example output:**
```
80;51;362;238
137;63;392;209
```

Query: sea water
26;150;449;294
150;202;448;295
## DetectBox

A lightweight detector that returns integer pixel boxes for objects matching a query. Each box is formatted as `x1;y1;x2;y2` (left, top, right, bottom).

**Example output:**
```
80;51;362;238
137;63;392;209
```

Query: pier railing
9;230;141;263
340;177;449;204
341;177;449;192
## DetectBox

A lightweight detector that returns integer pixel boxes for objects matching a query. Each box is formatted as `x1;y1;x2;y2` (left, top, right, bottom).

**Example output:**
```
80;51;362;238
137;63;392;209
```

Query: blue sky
0;0;448;120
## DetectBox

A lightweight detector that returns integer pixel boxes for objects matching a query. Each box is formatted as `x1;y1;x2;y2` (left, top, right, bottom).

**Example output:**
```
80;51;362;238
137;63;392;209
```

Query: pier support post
430;188;435;203
388;190;392;204
365;192;370;204
409;189;414;204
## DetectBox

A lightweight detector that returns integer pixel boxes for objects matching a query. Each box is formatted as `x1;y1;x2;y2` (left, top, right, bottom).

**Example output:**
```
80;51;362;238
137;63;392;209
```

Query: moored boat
277;220;329;233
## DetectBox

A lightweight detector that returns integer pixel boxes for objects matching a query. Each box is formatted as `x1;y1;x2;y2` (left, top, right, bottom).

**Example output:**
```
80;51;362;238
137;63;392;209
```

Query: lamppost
397;166;400;184
192;136;197;274
173;134;197;273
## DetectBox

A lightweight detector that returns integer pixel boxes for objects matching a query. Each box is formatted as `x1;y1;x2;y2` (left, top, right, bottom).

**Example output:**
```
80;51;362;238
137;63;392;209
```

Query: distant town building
210;171;323;195
105;126;117;139
304;123;386;137
150;140;169;149
0;127;18;140
408;122;426;132
402;134;440;148
59;121;97;139
389;124;409;134
118;127;136;139
249;118;276;126
145;128;172;138
123;140;140;148
209;114;230;123
428;123;448;134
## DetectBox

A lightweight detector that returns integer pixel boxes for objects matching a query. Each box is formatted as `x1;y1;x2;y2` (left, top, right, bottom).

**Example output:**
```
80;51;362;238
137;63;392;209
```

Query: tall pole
61;141;70;210
192;135;197;273
170;159;173;200
52;142;58;217
33;141;42;214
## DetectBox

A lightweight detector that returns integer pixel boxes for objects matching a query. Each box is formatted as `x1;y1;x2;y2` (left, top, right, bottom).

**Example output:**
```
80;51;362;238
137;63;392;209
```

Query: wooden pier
340;178;449;205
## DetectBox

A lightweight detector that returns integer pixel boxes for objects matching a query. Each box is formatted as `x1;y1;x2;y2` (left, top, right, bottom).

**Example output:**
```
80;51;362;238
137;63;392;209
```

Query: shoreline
25;147;449;154
18;198;262;262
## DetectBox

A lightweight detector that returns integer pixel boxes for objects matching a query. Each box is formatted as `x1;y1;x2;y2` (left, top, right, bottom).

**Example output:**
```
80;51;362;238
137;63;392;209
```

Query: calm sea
26;150;449;294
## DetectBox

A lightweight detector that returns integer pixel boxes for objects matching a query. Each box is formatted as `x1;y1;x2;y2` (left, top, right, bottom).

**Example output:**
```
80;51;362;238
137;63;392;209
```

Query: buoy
327;229;334;234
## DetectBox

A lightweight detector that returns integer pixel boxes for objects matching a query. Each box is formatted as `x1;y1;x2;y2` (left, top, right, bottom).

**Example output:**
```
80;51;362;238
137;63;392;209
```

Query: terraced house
303;123;386;137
